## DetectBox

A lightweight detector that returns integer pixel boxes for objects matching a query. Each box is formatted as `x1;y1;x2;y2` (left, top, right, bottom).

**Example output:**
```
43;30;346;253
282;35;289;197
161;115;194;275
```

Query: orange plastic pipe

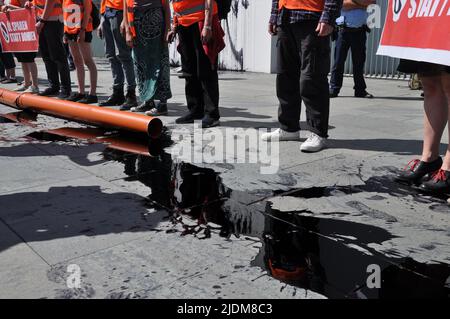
0;88;163;138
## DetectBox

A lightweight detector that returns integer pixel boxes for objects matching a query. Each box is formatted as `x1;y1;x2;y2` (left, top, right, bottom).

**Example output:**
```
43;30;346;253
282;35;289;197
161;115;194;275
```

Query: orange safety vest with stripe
173;0;218;27
100;0;123;14
126;0;164;38
62;0;93;34
278;0;324;13
32;0;63;19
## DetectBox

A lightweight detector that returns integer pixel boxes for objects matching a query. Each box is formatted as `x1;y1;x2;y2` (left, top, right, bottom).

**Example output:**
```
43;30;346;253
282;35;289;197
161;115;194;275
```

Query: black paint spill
102;145;450;299
0;111;38;124
0;116;15;123
10;127;450;299
27;131;72;143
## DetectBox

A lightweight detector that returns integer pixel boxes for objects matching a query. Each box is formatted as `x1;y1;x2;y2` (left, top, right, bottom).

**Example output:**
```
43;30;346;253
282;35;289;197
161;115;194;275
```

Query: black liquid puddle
102;144;450;299
13;126;450;298
0;111;38;124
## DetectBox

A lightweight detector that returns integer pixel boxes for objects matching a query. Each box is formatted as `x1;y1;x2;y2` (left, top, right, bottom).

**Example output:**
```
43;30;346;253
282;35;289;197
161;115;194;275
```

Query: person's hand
315;22;333;36
120;21;126;37
201;26;212;44
35;21;44;34
268;23;278;36
77;29;85;43
97;25;103;39
166;29;176;43
63;34;68;44
24;1;32;9
125;29;133;48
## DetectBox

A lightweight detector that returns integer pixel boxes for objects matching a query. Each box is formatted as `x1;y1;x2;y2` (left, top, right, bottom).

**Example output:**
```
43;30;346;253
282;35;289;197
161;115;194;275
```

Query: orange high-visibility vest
100;0;123;14
173;0;218;27
32;0;63;19
125;0;135;37
126;0;164;38
62;0;93;34
278;0;325;13
9;0;22;7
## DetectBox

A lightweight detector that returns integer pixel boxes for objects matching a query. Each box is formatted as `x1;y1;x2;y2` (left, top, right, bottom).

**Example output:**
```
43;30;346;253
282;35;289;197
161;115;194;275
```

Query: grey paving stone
0;176;170;265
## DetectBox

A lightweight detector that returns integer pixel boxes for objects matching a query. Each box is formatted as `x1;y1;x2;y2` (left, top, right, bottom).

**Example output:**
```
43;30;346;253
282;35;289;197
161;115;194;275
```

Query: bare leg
69;41;86;94
421;75;447;163
6;68;16;79
28;62;39;88
79;42;97;96
440;73;450;170
21;63;31;86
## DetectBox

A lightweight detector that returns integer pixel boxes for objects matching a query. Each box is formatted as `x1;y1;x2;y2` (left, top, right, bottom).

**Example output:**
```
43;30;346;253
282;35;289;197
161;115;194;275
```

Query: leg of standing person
131;7;171;115
39;21;72;98
175;23;205;124
15;62;30;91
299;21;330;152
418;73;450;192
441;73;450;170
99;14;126;107
261;23;303;142
26;60;39;93
329;29;350;98
0;52;17;83
77;40;98;104
65;43;75;71
191;23;220;127
396;72;447;185
0;59;5;80
39;22;61;96
6;65;16;81
113;10;137;109
420;75;447;163
67;41;86;101
351;29;372;98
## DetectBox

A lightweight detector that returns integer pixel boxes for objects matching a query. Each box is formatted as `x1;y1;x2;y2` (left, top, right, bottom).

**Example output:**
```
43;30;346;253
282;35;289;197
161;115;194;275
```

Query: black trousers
39;21;71;92
177;23;220;120
276;21;330;138
330;28;367;95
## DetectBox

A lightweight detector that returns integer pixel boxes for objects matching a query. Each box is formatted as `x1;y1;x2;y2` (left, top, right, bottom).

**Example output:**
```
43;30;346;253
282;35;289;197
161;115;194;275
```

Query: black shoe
395;157;443;185
131;100;155;113
66;92;85;102
99;89;125;107
145;102;168;116
57;90;71;99
79;94;98;104
201;115;220;128
355;91;374;98
120;89;138;110
175;112;204;124
329;90;339;98
69;64;76;71
419;169;450;194
39;87;60;97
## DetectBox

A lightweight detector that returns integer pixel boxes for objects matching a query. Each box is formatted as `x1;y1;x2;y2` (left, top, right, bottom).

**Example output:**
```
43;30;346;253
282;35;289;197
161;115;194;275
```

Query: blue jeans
102;11;136;91
330;28;367;95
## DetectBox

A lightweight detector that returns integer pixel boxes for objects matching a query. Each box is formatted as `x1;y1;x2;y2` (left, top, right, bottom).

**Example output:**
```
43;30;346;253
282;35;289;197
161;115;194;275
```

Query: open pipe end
147;117;164;139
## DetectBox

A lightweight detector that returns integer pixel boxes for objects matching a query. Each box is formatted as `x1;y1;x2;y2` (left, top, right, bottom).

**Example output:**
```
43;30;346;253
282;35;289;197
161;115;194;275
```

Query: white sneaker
14;84;30;92
261;128;300;141
300;132;327;152
24;86;39;94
